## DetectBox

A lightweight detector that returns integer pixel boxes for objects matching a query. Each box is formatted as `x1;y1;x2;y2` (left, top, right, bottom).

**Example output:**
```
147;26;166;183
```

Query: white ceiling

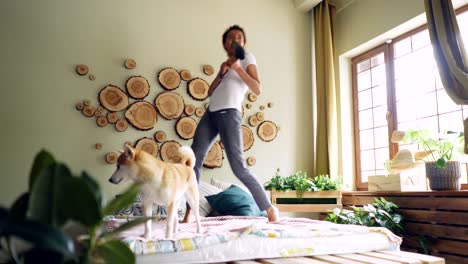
293;0;355;13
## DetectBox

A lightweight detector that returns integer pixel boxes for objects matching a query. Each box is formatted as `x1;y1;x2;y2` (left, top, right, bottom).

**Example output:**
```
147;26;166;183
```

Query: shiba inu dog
109;144;201;239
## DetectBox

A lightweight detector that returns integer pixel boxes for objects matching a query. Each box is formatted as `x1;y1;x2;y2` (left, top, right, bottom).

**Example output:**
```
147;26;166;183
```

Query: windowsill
344;189;468;196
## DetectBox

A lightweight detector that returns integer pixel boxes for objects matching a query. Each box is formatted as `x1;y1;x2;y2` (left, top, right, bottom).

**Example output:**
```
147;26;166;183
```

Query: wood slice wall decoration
126;76;150;99
203;141;223;169
74;60;281;170
155;91;184;120
160;140;182;163
125;101;157;131
154;130;167;143
158;67;181;90
105;152;117;164
187;78;209;101
135;137;158;157
99;85;129;112
242;125;254;151
257;121;278;142
176;117;197;140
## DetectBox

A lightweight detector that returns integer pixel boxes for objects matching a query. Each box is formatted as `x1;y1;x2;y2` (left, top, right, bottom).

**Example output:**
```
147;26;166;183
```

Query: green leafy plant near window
324;197;403;235
0;150;146;264
264;169;340;198
403;128;464;168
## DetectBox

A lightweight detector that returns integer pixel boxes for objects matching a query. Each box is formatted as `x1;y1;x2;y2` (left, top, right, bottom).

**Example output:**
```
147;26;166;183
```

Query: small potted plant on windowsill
403;129;465;190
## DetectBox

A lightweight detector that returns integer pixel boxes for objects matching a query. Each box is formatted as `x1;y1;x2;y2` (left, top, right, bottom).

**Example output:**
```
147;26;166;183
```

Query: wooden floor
227;250;445;264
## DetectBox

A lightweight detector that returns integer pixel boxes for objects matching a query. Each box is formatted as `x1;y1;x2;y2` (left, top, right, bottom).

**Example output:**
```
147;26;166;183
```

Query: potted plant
403;129;465;190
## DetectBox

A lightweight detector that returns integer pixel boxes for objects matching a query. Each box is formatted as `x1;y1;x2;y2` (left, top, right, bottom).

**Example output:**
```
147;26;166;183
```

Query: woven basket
425;161;461;190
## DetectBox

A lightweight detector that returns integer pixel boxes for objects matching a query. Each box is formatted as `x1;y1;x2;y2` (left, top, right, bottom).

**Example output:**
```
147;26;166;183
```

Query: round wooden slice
126;76;150;99
246;103;252;109
158;67;181;90
96;106;104;112
260;105;265;110
96;116;108;127
76;102;84;110
184;104;196;116
76;64;89;76
107;112;118;124
247;93;257;102
155;91;184;120
187;78;209;101
82;106;95;117
256;112;264;121
203;141;223;169
135;137;158;157
248;115;259;127
180;69;192;81
247;156;256;166
195;107;205;117
94;111;101;117
176;117;197;140
125;59;137;69
154;130;167;143
105;152;117;164
242;125;254;151
98;85;129;112
203;64;214;75
95;143;102;149
125;101;157;130
204;103;209;109
115;118;128;132
267;102;274;108
257;121;278;142
83;100;91;106
89;74;96;81
160;140;182;163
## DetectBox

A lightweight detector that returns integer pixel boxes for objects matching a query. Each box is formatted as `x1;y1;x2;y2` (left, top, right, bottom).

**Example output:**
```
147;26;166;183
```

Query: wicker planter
425;161;461;190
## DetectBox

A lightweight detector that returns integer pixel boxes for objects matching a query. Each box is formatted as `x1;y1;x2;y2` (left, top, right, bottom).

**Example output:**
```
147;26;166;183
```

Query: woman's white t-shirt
209;51;256;112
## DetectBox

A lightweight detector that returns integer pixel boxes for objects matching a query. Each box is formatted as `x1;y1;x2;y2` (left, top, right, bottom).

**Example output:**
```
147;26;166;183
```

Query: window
352;5;468;190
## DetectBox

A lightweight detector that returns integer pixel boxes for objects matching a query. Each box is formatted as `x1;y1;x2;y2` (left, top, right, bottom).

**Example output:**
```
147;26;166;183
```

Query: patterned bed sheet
106;215;402;257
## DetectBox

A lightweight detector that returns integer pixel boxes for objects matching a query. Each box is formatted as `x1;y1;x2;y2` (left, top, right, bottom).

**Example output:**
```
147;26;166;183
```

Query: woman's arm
208;61;231;96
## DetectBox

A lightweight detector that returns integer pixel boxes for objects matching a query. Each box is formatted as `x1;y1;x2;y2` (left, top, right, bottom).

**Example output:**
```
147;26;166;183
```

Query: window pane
372;84;387;107
397;99;418;123
371;64;386;87
374;126;389;148
417;92;438;118
439;111;464;132
375;147;389;170
358;89;372;110
357;59;371;73
411;29;431;50
394;37;412;58
437;89;462;114
373;105;388;127
371;53;385;67
417;116;439;134
358;70;371;91
360;150;375;171
360;129;374;150
359;109;373;130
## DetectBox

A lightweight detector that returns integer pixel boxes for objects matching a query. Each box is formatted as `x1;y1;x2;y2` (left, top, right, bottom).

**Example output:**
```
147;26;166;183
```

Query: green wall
0;0;313;206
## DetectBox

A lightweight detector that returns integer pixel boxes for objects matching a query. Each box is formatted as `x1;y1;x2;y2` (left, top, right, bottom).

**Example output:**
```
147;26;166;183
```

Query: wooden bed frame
230;250;444;263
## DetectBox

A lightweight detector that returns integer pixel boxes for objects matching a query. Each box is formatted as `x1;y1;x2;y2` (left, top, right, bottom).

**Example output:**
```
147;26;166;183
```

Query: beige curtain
425;0;468;152
313;0;338;176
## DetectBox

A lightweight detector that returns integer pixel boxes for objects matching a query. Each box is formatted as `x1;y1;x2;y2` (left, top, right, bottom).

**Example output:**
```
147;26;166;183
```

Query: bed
106;215;409;264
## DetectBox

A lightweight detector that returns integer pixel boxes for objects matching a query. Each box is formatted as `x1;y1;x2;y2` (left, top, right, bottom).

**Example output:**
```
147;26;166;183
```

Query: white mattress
106;216;402;264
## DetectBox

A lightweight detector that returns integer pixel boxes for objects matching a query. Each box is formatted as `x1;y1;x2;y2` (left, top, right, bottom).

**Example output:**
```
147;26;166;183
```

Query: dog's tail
178;146;196;168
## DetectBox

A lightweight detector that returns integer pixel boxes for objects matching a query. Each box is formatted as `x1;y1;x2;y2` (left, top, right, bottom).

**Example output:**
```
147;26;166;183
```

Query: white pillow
210;178;251;194
198;181;223;217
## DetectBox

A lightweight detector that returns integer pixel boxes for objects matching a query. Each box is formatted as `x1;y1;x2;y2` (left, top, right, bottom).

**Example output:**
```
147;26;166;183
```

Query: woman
184;25;279;222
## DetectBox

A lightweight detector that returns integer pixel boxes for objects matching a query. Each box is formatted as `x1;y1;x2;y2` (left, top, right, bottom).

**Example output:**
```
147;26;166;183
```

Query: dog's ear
124;144;135;160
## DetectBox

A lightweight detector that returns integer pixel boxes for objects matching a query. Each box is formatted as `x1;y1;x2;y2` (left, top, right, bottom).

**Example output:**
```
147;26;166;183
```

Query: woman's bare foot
266;206;279;222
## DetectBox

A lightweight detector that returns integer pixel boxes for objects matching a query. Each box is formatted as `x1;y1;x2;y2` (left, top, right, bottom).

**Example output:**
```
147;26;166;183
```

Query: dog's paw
144;232;152;239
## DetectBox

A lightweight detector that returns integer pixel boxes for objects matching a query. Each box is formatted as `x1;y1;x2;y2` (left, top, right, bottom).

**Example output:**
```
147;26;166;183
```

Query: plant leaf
27;163;72;226
62;176;102;227
9;192;29;222
96;240;135;264
29;150;55;191
80;171;103;208
103;184;141;216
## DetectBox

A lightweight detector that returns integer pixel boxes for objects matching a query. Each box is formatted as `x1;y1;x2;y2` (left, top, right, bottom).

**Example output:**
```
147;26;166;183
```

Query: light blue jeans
191;108;271;211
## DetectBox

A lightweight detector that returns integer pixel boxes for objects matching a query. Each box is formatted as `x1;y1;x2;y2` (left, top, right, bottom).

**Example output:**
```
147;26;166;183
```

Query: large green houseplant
0;150;146;264
403;129;465;190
